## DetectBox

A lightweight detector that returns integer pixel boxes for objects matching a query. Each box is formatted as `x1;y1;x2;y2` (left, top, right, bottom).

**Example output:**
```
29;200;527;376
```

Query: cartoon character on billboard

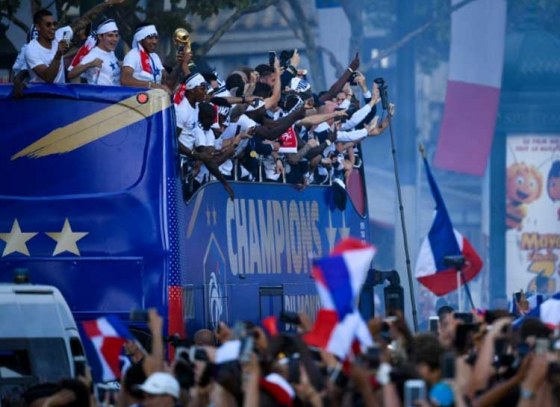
547;160;560;220
506;162;543;230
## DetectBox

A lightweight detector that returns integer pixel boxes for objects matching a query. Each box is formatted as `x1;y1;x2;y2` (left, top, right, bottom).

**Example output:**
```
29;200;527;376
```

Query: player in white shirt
177;74;208;155
24;10;70;84
121;23;188;94
67;20;121;86
12;25;38;79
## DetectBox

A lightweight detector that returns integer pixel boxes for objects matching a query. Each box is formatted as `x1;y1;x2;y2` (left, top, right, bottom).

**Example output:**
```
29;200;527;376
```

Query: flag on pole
79;315;133;383
415;155;483;296
433;0;507;176
304;238;376;358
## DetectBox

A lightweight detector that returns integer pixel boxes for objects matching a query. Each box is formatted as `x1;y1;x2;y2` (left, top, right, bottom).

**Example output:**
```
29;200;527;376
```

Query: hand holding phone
404;380;426;407
268;51;276;67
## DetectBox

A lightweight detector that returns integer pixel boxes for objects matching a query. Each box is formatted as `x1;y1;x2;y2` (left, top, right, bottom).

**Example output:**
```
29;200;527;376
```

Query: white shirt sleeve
122;50;139;70
12;45;27;72
341;104;372;131
336;129;367;143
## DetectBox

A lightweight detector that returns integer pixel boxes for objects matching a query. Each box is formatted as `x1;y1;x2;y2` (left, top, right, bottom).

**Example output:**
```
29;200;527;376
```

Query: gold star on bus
46;219;89;256
0;219;38;257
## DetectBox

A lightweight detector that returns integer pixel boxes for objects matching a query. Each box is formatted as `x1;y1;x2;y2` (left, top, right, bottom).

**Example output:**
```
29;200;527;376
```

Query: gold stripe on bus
12;89;171;160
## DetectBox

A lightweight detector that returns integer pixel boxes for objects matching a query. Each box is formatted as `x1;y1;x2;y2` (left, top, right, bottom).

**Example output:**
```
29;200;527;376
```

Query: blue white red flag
305;238;376;358
415;156;483;296
514;293;560;330
79;315;133;383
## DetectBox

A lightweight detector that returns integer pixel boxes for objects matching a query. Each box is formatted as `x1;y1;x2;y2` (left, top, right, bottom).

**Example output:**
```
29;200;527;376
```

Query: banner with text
506;135;560;297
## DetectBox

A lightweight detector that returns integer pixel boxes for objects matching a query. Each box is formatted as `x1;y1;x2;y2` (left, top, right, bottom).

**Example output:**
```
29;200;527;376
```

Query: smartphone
74;356;87;377
517;343;530;360
268;51;276;67
279;310;301;325
178;44;185;53
288;358;300;384
239;336;254;363
429;316;439;333
62;31;71;46
494;338;507;357
535;338;550;355
455;323;480;353
404;380;427;407
441;352;455;379
514;291;522;303
130;309;149;322
189;346;209;362
454;312;473;323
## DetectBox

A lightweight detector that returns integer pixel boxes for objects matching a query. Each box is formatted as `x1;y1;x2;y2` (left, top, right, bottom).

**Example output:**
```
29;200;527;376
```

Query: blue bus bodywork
0;85;371;336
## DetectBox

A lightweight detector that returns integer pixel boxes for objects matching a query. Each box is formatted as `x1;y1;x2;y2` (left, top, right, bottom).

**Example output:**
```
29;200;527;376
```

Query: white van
0;283;85;402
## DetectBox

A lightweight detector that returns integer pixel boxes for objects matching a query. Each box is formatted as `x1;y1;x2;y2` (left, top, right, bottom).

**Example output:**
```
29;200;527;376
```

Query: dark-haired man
121;23;189;94
67;19;120;85
24;9;69;84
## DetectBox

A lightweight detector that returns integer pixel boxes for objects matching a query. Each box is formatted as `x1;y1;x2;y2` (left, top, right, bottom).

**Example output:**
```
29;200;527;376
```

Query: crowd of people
14;299;560;407
12;6;393;201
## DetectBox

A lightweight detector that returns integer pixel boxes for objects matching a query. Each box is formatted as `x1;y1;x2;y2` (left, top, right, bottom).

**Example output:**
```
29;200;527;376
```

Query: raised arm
264;59;282;110
318;52;359;102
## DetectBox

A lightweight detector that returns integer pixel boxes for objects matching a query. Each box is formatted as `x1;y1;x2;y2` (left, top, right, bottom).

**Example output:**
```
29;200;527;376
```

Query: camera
279;49;295;68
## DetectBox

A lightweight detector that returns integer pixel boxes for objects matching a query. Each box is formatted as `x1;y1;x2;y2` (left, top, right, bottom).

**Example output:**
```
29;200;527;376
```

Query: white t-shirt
25;39;65;83
12;44;28;75
175;98;198;130
195;129;216;148
122;48;164;84
177;100;200;151
79;47;121;86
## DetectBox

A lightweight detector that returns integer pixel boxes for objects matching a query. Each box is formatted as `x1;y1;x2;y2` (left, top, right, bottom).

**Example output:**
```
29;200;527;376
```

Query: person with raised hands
67;19;120;85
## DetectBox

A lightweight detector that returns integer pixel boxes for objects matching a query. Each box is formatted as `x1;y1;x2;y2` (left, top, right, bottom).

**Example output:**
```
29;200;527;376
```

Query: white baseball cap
137;372;180;398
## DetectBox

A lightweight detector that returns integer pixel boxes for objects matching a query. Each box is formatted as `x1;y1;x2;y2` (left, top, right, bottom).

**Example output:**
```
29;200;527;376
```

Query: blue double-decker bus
0;85;372;337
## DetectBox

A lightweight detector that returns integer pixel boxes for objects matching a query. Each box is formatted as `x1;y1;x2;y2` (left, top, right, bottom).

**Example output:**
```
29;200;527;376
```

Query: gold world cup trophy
173;28;196;70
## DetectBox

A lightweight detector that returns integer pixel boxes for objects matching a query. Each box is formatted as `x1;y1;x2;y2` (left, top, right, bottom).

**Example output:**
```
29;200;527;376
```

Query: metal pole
381;85;419;332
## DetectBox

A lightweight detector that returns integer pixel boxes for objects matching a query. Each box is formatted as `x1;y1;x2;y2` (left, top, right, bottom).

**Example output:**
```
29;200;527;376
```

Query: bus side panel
181;182;371;332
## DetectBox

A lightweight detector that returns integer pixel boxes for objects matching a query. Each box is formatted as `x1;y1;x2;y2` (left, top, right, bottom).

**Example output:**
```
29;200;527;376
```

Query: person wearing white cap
136;372;180;407
67;19;121;85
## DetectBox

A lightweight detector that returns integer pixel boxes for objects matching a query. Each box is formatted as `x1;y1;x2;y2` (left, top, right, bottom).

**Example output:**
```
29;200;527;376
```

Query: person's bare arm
13;70;29;98
264;59;282;110
70;0;126;35
299;111;344;128
141;308;164;376
120;66;171;93
471;318;511;394
318;52;359;102
33;41;68;83
473;355;530;407
67;58;102;80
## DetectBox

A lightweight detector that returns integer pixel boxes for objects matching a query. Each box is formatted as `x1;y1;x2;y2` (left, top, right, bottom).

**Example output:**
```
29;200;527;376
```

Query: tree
1;0;281;64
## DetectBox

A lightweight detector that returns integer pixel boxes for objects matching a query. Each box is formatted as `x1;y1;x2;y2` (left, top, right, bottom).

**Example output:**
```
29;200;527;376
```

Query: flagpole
457;271;463;312
377;78;419;332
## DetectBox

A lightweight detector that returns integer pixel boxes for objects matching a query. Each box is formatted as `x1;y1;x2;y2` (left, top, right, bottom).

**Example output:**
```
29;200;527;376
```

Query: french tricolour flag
514;293;560;330
434;0;507;176
79;315;133;383
415;156;483;296
304;238;376;358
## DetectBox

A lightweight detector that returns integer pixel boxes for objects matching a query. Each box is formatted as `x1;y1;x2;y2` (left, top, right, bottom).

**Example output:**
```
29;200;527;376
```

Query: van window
0;338;70;383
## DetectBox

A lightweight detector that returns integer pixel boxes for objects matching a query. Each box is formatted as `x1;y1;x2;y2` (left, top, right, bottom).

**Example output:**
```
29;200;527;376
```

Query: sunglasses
43;21;58;28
